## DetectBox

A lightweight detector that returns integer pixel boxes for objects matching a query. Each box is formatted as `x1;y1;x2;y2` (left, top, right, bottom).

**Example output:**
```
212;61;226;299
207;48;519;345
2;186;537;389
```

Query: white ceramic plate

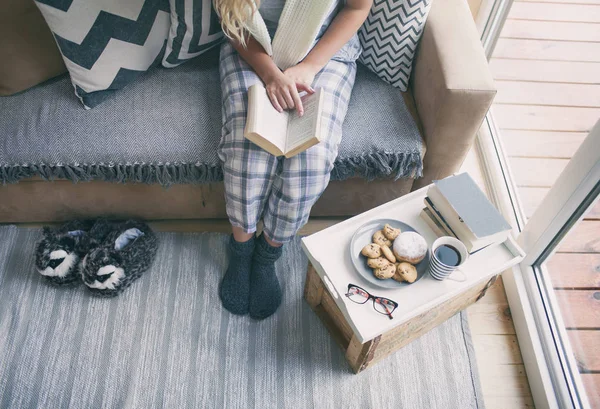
349;218;430;289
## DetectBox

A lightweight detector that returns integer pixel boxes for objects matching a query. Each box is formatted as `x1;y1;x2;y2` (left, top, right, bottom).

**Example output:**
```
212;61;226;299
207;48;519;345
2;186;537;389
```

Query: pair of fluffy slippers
35;219;158;297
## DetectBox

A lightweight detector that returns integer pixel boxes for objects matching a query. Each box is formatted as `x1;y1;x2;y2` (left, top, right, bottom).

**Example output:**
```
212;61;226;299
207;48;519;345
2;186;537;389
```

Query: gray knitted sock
249;234;283;320
219;235;255;315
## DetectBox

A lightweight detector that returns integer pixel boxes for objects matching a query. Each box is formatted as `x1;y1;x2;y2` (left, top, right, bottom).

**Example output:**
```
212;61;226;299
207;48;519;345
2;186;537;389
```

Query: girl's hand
264;71;305;115
283;62;317;97
264;63;318;116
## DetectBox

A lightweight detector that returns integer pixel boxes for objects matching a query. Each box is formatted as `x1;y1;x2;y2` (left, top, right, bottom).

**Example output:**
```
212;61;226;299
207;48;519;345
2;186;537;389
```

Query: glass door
470;0;600;407
540;206;600;408
516;122;599;408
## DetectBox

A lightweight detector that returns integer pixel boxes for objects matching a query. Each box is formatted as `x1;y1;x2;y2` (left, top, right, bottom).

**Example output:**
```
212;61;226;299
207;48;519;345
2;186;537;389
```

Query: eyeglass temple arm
381;303;394;320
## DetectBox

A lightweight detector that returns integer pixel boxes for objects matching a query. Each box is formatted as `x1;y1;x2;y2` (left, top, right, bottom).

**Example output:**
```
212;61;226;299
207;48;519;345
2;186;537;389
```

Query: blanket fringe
1;152;422;186
0;162;224;187
331;151;423;181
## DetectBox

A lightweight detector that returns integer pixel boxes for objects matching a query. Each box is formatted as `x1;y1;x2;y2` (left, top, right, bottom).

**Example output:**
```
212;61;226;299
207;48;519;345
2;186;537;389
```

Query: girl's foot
219;235;255;315
249;234;283;320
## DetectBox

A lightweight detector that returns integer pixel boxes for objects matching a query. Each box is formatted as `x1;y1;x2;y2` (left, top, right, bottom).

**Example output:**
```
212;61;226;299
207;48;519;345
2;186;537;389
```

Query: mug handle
445;268;467;282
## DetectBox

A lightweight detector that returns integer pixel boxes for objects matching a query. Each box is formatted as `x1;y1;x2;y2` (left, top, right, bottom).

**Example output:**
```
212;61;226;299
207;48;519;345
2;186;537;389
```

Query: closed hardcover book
427;173;512;251
420;208;451;238
423;198;457;238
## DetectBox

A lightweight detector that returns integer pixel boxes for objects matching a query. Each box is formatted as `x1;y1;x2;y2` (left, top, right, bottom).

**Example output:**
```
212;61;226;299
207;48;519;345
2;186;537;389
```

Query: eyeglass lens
373;297;396;315
346;286;369;304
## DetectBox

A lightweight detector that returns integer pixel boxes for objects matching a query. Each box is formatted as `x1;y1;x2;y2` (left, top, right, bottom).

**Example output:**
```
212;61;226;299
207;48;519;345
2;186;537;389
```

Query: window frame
476;114;600;409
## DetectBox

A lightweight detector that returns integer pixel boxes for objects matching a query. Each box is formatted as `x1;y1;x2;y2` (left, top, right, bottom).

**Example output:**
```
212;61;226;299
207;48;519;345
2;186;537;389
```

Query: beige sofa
0;0;495;223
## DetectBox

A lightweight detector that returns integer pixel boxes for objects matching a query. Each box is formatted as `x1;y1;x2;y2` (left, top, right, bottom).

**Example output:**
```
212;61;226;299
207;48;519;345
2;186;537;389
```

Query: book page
245;85;288;154
285;89;322;152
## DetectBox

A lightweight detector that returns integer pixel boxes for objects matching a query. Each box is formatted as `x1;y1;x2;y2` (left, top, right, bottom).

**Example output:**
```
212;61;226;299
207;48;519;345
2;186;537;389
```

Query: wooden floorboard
493;105;600;132
557;220;600;252
547;253;600;288
493;38;600;62
473;334;524;364
489;59;600;84
484;395;536;409
508;2;600;22
586;203;600;220
471;276;508;305
518;0;600;5
495;81;600;107
467;303;515;335
580;374;600;408
554;290;600;328
518;187;550;217
517;186;600;218
500;19;600;41
501;130;588;159
478;363;535;409
567;330;600;371
509;157;569;187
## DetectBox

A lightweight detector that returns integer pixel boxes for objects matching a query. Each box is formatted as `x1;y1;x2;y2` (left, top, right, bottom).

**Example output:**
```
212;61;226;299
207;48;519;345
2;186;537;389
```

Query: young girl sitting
215;0;372;319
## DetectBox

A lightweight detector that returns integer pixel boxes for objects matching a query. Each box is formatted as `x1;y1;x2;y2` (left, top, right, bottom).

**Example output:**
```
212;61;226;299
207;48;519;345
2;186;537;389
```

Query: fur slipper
35;220;96;286
81;220;158;297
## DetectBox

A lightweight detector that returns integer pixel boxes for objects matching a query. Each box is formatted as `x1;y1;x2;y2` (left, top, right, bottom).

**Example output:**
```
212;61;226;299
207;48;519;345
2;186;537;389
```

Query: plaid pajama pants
218;40;358;243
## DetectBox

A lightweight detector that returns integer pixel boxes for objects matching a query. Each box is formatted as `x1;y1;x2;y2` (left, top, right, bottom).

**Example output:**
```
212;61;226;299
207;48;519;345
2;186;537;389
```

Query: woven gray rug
0;226;484;409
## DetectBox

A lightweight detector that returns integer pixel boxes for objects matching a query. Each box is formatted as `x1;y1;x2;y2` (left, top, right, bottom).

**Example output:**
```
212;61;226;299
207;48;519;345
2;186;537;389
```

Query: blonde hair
213;0;259;48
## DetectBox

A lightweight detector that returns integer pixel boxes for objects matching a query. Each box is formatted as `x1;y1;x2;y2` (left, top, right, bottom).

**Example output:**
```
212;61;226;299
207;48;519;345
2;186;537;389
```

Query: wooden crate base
303;263;497;373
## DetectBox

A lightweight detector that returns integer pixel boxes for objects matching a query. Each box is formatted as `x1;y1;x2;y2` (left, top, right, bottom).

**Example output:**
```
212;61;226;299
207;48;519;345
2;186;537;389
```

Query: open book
244;84;324;158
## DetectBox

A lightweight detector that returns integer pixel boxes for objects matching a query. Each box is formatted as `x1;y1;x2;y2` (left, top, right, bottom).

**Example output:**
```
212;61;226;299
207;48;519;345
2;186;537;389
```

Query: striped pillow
35;0;171;109
162;0;224;68
358;0;432;91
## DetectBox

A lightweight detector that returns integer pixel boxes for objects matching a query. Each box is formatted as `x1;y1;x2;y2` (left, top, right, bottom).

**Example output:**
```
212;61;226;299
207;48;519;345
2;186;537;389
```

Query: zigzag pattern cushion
358;0;432;91
162;0;223;67
35;0;170;108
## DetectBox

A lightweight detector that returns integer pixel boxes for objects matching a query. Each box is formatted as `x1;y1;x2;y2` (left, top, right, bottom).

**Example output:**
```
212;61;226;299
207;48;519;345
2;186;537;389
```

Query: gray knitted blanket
0;49;423;185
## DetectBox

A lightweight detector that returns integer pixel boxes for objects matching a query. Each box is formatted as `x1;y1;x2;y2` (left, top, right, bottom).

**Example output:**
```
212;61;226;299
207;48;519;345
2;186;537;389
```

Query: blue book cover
434;173;511;238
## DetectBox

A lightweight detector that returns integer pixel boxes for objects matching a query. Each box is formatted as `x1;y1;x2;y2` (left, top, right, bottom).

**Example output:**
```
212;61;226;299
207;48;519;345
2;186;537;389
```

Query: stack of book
420;173;512;253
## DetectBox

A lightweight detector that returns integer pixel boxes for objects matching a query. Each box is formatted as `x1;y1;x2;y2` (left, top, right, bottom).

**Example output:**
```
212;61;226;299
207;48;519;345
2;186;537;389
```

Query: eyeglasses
344;284;398;320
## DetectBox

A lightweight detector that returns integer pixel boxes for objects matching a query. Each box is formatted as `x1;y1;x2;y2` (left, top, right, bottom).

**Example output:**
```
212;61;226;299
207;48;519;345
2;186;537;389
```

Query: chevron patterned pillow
162;0;224;68
35;0;171;109
358;0;432;91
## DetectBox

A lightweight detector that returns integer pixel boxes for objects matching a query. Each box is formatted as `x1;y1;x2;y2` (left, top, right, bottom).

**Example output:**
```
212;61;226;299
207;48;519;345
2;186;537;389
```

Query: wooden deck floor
489;0;600;406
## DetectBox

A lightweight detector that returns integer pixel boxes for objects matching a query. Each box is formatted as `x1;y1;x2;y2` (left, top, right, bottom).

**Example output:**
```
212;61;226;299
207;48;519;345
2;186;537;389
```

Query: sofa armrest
410;0;496;190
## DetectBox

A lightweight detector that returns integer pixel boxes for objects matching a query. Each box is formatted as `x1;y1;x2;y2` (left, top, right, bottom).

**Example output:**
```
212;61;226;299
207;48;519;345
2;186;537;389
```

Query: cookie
361;243;382;258
392;231;428;264
373;263;396;280
380;245;396;263
392;264;405;282
382;224;401;241
394;262;418;283
367;257;390;269
372;230;392;248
